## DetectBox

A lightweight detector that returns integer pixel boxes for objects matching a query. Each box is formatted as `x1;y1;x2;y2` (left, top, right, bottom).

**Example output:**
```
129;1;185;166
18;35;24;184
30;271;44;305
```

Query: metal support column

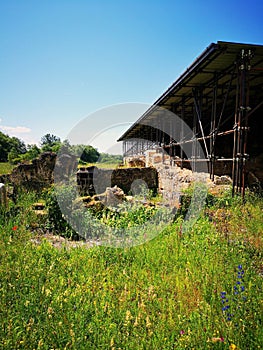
210;74;217;181
180;97;185;169
192;101;197;172
232;49;252;198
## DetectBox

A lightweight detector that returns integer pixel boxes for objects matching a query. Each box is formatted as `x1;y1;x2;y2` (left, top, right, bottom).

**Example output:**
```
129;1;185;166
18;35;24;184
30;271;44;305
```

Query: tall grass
0;162;14;175
0;190;262;349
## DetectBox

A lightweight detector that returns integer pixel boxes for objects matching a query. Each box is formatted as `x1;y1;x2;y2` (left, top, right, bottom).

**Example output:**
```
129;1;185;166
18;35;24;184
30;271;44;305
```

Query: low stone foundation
77;167;158;196
1;148;261;200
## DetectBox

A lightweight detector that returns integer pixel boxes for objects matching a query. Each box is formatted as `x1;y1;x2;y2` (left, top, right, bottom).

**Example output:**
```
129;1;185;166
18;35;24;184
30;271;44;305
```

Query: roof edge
118;42;219;141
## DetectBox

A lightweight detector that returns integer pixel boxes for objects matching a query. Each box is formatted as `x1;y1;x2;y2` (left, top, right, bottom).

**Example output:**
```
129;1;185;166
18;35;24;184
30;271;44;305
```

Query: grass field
0;162;15;175
78;162;125;169
0;190;262;349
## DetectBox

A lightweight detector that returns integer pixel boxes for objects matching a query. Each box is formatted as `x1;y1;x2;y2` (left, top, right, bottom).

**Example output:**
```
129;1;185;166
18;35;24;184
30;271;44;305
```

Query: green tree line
0;131;122;165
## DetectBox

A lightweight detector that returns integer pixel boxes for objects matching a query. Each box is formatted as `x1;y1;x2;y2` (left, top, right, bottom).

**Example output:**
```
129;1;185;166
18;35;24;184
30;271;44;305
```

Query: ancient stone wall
8;152;57;191
1;148;261;198
77;167;158;196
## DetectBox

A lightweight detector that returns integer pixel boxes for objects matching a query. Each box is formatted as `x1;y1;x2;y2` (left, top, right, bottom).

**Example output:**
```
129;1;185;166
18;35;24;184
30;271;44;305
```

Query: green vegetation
77;153;123;168
0;131;57;165
0;189;262;349
0;162;15;175
99;153;123;164
0;131;26;163
0;131;117;167
78;162;123;169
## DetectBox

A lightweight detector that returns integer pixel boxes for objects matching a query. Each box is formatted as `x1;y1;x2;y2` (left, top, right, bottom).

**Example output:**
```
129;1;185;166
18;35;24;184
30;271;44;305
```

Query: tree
80;145;100;163
0;131;26;162
0;131;11;162
25;144;41;160
71;144;100;163
40;134;61;152
99;153;123;163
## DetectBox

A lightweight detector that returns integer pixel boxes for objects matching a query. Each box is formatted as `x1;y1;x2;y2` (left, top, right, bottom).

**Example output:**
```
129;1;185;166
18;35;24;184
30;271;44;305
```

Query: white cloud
0;125;31;134
0;124;38;145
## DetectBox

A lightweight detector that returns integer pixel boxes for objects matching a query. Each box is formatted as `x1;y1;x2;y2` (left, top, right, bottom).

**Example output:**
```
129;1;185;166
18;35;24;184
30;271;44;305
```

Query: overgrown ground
0;162;15;175
0;189;262;349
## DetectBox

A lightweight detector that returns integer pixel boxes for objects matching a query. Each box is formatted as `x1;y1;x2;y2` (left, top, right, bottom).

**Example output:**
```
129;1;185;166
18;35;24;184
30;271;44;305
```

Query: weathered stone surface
77;167;158;196
10;152;57;191
105;186;125;206
124;156;146;167
0;183;8;207
214;175;232;185
127;158;146;167
156;163;212;207
55;152;78;182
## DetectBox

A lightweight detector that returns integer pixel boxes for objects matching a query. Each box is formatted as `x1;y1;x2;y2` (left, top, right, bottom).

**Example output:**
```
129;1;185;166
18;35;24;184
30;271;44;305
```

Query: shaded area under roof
118;41;263;142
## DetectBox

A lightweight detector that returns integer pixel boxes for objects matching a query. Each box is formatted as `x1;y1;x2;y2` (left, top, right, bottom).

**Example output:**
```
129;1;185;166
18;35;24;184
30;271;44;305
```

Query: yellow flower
230;344;238;350
125;310;132;321
146;315;152;328
110;337;114;347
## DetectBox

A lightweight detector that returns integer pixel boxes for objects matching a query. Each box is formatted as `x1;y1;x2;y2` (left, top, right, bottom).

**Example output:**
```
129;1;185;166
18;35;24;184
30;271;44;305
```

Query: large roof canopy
118;41;263;142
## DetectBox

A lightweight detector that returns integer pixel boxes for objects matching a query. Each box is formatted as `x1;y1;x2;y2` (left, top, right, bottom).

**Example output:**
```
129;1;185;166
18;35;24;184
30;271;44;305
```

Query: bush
44;186;79;240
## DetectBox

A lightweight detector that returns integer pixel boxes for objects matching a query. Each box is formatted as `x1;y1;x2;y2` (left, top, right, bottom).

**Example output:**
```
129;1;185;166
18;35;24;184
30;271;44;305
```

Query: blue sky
0;0;262;152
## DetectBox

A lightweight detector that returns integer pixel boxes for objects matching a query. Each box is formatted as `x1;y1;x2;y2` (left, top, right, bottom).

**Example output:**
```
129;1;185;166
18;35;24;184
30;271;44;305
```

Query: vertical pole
210;74;217;181
181;96;185;169
192;100;197;172
232;64;239;196
241;50;251;199
198;87;203;160
232;49;251;198
169;117;173;164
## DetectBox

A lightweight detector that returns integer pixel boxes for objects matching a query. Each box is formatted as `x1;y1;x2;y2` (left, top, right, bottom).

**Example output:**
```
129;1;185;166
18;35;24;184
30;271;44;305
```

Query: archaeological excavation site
118;41;263;198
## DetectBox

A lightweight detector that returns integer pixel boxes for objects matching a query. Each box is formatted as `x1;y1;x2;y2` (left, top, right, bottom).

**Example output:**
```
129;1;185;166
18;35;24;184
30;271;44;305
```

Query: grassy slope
0;162;14;175
0;191;262;349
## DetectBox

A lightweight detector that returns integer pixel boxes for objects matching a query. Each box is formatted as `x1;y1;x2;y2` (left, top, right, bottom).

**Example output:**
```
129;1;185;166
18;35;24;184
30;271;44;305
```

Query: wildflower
220;292;226;299
221;265;247;326
125;310;132;322
211;337;224;343
12;226;18;231
230;344;238;350
146;315;151;328
180;330;185;335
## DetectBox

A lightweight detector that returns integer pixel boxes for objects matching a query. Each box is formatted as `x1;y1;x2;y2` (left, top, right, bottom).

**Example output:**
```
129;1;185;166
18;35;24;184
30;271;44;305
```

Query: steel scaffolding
118;42;263;198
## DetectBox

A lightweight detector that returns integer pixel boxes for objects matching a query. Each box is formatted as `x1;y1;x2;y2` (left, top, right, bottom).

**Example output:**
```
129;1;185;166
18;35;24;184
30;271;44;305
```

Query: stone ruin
1;148;261;210
76;166;158;196
9;152;57;191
